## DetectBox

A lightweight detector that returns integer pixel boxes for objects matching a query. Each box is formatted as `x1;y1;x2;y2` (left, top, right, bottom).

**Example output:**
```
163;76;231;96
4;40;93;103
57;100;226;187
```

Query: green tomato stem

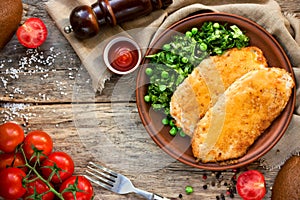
20;147;65;200
25;163;64;200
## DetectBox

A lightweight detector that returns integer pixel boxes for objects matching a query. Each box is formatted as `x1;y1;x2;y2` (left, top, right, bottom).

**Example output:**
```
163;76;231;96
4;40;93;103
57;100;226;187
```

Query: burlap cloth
46;0;300;170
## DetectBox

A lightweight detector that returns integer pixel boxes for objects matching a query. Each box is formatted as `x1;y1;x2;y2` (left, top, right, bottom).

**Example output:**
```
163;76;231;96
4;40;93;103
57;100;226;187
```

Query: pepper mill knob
65;5;100;39
64;0;173;39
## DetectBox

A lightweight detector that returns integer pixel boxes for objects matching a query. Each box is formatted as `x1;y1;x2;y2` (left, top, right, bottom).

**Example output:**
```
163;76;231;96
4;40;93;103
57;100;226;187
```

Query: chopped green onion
163;43;171;51
159;85;167;91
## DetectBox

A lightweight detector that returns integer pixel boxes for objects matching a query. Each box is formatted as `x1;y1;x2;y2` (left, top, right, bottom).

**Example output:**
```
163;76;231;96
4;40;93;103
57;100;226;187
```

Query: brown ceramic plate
136;12;296;170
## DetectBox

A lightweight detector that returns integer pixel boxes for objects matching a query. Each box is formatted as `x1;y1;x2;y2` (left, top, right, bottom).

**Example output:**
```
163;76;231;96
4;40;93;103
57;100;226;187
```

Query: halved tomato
236;170;266;200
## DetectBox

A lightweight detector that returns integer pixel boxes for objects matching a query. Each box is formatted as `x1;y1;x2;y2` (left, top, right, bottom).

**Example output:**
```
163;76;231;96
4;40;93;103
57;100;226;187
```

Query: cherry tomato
17;17;48;48
23;130;53;162
24;177;55;200
236;170;266;200
59;176;94;200
41;151;74;184
0;152;27;172
0;121;24;153
0;167;27;199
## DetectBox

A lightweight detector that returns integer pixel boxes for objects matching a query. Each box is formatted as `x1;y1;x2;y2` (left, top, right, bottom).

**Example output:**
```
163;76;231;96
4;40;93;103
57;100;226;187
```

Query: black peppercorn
211;181;216;187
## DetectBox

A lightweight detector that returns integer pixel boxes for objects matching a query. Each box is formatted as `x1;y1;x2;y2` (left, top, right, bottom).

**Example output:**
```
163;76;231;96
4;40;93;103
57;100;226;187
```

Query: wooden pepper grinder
64;0;173;39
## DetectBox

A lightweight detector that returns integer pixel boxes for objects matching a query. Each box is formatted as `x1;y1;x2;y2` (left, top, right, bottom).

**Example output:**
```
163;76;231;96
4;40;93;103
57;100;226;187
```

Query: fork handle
133;188;172;200
153;194;172;200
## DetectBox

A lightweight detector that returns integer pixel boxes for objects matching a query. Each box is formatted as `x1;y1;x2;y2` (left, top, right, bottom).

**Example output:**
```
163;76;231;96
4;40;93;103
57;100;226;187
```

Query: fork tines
85;161;118;190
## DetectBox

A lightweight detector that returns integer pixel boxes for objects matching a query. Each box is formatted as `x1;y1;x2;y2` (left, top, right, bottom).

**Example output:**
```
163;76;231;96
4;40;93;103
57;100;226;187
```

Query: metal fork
85;162;172;200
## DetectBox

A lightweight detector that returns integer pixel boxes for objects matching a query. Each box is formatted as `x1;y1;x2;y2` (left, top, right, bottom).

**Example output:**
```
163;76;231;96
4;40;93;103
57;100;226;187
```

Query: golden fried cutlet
170;46;268;137
191;67;294;163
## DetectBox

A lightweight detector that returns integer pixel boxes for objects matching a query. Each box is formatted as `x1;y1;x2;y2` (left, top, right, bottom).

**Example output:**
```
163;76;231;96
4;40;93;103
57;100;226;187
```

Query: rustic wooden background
1;0;300;199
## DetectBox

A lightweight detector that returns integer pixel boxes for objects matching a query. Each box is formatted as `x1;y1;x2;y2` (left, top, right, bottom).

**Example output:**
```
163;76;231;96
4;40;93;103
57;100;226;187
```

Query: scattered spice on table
0;47;78;125
179;169;246;199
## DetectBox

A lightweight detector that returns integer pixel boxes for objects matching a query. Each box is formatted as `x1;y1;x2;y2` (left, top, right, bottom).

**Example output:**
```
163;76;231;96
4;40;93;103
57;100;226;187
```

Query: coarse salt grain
1;77;8;88
13;87;24;94
0;103;31;122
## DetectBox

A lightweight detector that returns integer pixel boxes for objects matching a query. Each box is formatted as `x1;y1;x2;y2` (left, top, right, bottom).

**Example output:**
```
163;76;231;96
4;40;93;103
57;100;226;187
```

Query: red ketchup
108;41;139;72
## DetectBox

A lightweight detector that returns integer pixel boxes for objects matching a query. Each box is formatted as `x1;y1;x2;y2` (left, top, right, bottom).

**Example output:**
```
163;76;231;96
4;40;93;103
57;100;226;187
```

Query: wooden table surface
1;0;299;199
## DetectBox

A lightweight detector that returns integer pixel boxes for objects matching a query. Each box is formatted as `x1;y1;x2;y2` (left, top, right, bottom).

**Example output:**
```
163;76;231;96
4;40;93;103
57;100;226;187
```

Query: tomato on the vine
24;177;55;200
0;152;27;172
23;130;53;162
59;176;94;200
236;170;266;200
41;151;74;184
0;121;24;153
0;167;27;199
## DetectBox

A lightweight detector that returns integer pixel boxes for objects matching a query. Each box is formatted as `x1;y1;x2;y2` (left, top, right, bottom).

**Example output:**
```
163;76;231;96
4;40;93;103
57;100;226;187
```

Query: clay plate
136;12;296;170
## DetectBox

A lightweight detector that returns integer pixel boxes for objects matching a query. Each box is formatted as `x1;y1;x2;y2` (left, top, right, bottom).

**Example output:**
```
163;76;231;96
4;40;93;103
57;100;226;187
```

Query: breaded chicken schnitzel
170;46;268;136
191;67;294;163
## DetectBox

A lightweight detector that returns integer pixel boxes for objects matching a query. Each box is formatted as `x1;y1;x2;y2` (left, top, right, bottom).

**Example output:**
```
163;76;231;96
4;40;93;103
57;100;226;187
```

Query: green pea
181;57;189;63
162;117;169;125
185;31;192;37
213;22;220;29
185;186;194;195
169;127;177;136
145;68;153;76
199;43;207;51
169;119;175;127
161;71;169;79
144;95;150;102
178;128;186;137
191;27;198;35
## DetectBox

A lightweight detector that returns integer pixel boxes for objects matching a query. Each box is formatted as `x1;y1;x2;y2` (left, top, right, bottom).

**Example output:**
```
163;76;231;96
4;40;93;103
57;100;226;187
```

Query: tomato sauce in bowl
104;36;141;75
